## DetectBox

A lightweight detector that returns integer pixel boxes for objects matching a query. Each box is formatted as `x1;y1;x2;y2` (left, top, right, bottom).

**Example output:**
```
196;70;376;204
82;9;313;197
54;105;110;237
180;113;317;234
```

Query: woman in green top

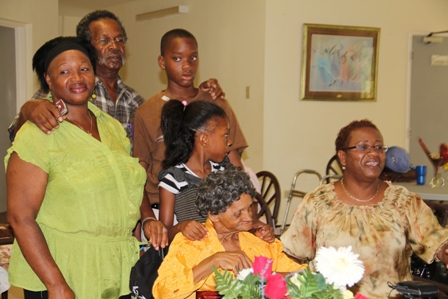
5;37;145;299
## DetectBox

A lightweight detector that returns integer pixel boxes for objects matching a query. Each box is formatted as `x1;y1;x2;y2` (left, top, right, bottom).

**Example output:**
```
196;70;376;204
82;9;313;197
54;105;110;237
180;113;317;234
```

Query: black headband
44;40;90;71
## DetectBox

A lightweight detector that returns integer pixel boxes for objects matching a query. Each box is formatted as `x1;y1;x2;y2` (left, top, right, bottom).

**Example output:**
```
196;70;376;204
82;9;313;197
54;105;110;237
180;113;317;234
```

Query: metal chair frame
320;174;343;185
280;169;322;234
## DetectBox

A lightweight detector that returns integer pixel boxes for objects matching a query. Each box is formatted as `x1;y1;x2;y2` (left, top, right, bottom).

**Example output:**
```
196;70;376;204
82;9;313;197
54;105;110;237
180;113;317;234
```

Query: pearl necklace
67;111;93;135
340;178;380;202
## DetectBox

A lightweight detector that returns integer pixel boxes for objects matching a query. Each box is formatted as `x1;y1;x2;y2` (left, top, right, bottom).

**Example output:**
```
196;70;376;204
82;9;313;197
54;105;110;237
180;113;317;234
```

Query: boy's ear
158;55;165;70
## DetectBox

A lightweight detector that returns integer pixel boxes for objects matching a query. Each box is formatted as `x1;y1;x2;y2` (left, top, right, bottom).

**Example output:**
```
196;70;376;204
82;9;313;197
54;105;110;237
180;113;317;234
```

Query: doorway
0;25;17;212
409;35;448;175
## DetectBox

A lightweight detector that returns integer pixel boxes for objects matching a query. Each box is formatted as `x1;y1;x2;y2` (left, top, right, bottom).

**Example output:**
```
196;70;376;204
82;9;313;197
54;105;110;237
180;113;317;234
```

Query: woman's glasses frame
341;145;389;153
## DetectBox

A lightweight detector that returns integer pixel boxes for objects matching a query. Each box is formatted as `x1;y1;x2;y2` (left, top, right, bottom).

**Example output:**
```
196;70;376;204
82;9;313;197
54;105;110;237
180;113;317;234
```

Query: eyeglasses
95;37;126;47
341;145;389;153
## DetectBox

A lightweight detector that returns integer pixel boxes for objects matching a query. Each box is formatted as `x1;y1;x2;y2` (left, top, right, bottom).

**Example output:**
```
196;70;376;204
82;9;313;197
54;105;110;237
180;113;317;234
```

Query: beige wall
4;0;448;225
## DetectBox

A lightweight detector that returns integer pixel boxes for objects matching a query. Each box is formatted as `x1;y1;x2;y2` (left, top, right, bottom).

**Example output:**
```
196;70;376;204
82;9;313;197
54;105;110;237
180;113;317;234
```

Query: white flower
236;268;253;280
315;246;364;288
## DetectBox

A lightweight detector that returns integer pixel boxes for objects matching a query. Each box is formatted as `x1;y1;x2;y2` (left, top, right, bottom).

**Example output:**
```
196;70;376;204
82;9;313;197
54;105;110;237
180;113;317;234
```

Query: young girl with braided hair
158;100;274;243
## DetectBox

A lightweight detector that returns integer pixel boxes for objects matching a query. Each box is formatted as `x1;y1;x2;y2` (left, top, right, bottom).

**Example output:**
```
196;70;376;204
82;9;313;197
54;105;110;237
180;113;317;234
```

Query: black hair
160;28;197;56
32;36;96;93
76;10;128;43
196;165;255;217
161;100;227;169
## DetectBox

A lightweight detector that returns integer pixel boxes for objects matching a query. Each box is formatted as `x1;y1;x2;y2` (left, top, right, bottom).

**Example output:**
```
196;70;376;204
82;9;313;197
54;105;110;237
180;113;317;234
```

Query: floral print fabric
281;182;448;299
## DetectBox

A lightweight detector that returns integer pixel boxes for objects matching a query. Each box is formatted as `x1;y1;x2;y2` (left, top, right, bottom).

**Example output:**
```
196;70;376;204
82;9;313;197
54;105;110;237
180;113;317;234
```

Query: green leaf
313;273;327;290
242;273;261;285
213;267;243;299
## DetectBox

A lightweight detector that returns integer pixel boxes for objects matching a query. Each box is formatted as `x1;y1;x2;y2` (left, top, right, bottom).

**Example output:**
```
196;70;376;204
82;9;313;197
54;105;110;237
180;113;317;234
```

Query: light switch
246;86;250;99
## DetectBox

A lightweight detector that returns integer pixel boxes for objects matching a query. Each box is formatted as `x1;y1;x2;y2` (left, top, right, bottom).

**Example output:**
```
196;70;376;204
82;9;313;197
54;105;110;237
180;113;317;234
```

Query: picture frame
301;24;380;101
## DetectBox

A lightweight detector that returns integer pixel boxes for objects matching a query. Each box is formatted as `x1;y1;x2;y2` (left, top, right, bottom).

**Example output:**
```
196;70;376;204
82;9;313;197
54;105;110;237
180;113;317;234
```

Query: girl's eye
191;56;198;61
173;57;181;62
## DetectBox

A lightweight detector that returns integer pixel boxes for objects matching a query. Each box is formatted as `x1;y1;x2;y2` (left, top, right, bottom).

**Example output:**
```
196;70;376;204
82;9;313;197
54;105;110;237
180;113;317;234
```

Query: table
396;182;448;201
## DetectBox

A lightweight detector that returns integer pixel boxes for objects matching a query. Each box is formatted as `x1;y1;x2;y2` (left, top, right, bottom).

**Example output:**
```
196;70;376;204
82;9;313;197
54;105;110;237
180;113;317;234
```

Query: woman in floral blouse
281;119;448;299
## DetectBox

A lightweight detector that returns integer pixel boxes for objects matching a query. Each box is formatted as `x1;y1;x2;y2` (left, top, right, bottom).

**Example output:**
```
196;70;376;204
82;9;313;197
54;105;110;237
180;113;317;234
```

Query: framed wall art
301;24;380;101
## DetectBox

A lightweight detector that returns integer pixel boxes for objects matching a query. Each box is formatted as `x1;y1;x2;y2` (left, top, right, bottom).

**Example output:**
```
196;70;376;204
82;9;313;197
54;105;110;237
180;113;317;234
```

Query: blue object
416;165;427;185
386;146;411;173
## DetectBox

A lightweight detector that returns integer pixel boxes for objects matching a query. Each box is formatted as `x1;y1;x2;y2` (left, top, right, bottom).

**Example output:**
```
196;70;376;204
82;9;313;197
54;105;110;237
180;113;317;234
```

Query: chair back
255;192;274;229
256;171;281;227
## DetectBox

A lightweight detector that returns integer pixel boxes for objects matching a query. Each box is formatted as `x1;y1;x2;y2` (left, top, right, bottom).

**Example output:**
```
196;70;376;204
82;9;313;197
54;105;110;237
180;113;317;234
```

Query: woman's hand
436;243;448;267
178;220;208;241
212;251;252;272
143;219;168;250
253;221;275;243
193;250;252;283
199;78;225;100
48;284;75;299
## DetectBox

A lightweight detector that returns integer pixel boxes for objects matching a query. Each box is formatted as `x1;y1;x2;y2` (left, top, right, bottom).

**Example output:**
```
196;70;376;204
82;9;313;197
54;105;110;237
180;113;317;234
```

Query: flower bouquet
417;137;448;187
213;246;366;299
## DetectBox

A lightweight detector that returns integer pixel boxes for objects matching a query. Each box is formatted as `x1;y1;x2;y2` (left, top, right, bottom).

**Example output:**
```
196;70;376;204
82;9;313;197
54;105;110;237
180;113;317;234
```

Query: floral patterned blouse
281;181;448;299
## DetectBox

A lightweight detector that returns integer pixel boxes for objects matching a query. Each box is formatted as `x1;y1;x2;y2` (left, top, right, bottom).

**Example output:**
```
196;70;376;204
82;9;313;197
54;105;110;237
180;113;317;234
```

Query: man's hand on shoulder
21;99;65;134
199;78;225;100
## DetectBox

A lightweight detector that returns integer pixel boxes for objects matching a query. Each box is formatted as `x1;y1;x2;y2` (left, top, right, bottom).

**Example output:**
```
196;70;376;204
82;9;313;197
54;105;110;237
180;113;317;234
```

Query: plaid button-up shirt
9;76;145;150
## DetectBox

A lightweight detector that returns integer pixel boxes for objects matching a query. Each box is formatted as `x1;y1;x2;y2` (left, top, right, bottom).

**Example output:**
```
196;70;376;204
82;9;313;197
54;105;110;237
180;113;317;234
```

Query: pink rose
253;256;273;279
355;293;369;299
265;273;287;299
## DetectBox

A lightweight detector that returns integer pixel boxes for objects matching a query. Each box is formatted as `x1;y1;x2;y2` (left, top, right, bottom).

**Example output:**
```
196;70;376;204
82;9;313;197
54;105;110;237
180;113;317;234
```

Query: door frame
0;18;33;112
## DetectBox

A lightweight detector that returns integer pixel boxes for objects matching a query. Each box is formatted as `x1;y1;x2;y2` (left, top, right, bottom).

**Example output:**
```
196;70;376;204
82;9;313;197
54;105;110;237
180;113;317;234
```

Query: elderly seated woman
152;166;305;299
